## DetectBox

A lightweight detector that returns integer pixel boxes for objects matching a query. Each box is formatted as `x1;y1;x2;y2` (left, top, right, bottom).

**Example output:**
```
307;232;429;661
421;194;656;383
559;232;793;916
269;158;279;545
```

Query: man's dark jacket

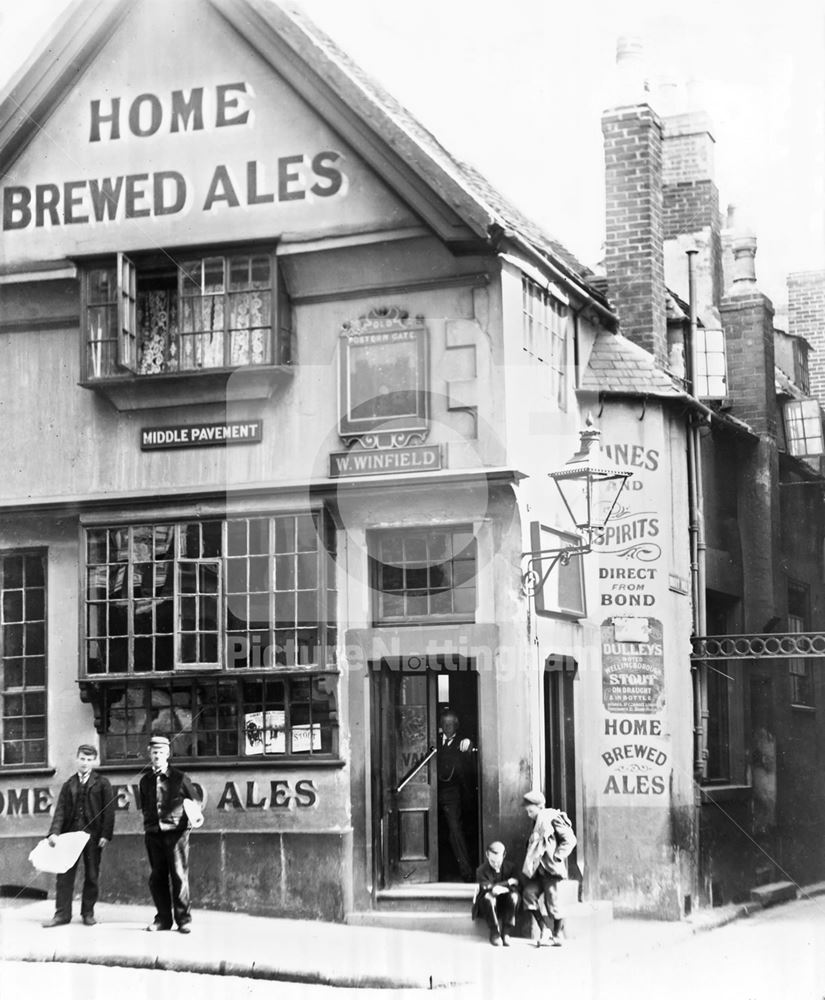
48;772;115;842
139;766;197;832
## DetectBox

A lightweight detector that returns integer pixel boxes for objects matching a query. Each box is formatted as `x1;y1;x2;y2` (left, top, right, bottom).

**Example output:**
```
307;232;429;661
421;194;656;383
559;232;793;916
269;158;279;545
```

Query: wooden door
373;669;438;886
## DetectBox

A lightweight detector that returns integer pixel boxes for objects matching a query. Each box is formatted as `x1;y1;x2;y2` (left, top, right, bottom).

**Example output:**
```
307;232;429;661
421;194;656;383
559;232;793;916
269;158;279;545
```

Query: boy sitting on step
471;841;521;946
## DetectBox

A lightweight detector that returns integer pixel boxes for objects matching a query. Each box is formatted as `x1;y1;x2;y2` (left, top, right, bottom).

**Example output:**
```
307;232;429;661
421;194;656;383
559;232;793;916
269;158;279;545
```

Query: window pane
373;528;476;623
1;551;47;765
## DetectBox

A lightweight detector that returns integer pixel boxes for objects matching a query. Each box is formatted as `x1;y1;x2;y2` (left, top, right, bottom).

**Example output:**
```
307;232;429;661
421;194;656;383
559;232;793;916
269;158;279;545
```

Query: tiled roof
579;330;684;397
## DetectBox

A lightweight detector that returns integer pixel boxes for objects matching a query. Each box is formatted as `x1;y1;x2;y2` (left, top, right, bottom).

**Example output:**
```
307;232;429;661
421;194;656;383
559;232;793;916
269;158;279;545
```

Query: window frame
693;326;728;399
80;245;291;383
784;399;825;458
369;525;477;626
521;275;569;411
0;548;48;770
82;511;337;678
96;672;340;765
788;583;815;709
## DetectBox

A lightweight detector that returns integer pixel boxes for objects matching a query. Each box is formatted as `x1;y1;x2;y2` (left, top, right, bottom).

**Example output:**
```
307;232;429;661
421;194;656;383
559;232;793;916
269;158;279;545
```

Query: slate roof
579;330;684;397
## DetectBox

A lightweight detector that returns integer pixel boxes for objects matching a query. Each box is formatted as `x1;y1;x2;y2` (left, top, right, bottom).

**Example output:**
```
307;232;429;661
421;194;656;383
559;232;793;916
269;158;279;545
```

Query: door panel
392;673;437;881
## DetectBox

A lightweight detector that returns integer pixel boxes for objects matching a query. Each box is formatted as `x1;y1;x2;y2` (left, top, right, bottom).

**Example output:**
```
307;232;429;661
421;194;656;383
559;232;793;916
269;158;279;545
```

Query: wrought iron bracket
520;544;591;597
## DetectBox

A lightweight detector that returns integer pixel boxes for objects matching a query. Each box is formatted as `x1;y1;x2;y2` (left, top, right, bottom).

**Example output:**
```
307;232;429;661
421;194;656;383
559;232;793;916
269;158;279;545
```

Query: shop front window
98;674;338;763
1;551;47;767
83;249;291;380
85;513;336;675
370;527;476;624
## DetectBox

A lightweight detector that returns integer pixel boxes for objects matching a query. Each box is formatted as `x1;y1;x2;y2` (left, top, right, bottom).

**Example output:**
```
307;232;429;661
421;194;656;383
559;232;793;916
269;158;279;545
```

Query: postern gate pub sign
330;308;441;477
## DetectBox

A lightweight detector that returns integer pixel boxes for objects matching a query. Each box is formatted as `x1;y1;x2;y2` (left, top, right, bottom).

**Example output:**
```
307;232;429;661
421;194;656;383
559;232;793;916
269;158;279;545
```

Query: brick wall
602;104;667;365
788;270;825;406
662;113;723;309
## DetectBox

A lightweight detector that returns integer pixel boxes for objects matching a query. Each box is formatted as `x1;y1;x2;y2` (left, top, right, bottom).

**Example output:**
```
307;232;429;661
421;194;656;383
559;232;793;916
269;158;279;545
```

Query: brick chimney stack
602;39;668;366
661;109;723;311
720;228;776;436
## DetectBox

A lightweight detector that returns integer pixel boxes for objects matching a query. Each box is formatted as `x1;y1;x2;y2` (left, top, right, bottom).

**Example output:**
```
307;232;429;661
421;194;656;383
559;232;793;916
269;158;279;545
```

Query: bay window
82;248;291;381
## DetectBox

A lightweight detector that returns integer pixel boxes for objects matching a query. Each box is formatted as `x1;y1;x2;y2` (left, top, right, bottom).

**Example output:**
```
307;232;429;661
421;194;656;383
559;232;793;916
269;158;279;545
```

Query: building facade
0;0;703;921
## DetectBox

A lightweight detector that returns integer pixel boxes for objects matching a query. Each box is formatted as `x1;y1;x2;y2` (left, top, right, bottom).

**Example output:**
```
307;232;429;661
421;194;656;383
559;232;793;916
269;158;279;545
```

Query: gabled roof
0;0;608;308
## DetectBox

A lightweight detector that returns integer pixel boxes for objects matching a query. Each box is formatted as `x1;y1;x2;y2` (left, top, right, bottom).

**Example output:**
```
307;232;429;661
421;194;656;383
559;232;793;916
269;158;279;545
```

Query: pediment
0;0;479;269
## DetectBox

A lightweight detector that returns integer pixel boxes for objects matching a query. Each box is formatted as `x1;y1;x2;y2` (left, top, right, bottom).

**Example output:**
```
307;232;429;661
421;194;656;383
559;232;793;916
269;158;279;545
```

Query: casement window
693;327;727;399
788;585;814;708
98;674;338;762
784;399;825;457
83;249;291;380
1;551;47;767
522;275;568;410
371;527;476;624
793;339;811;395
84;512;335;675
705;665;732;781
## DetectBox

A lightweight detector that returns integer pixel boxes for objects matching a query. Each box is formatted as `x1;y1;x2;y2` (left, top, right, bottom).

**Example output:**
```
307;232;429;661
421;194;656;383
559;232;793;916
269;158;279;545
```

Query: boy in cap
521;790;577;947
42;744;115;927
472;841;521;946
139;735;200;933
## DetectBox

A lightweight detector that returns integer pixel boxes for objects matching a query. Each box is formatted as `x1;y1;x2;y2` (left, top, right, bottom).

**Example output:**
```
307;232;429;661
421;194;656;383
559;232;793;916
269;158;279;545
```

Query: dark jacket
139;765;198;833
48;771;115;842
472;858;518;919
437;735;472;787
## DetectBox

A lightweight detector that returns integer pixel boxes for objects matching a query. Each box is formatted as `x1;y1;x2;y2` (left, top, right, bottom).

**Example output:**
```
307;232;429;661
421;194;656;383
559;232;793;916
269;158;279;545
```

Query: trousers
477;888;520;934
54;838;101;919
522;871;564;918
438;782;473;879
145;829;191;928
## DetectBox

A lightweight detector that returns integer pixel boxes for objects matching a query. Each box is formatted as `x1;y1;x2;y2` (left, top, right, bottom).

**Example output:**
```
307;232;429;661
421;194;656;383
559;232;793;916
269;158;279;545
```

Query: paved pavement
0;892;797;992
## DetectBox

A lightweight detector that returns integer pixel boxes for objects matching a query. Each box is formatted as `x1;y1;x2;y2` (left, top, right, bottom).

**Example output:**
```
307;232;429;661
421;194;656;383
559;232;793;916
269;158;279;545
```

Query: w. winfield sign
330;445;441;477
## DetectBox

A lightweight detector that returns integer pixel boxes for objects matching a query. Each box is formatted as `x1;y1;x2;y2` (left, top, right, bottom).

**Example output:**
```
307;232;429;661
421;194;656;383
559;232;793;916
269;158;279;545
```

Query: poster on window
244;711;285;755
291;724;321;753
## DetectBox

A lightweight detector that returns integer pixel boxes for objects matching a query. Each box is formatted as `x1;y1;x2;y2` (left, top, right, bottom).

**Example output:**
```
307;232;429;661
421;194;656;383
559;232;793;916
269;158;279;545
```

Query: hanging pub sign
337;308;428;444
331;307;439;476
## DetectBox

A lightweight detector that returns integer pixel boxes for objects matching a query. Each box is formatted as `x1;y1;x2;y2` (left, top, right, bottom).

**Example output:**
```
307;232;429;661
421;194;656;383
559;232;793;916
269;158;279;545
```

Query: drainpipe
685;248;708;782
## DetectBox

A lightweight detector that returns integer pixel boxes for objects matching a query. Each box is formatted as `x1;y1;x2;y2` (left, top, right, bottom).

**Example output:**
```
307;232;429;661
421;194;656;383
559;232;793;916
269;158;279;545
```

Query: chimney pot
730;231;758;292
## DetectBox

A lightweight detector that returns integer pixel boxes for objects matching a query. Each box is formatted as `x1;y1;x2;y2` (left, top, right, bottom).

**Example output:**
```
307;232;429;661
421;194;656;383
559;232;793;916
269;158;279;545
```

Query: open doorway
370;660;480;887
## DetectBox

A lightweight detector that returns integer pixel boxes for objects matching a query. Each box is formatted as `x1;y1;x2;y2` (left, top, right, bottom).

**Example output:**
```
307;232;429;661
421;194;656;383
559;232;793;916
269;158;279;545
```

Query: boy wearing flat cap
521;790;577;947
139;735;200;934
42;743;115;927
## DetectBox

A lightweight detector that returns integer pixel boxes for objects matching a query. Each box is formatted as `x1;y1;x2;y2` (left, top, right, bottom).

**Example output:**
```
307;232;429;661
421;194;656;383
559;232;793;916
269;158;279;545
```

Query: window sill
0;766;56;778
96;757;344;771
80;365;293;412
700;783;751;803
791;703;817;713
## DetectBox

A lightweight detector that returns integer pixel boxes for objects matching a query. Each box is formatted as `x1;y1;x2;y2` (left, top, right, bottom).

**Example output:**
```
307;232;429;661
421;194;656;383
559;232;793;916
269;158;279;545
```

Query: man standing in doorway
139;735;200;934
437;708;475;882
42;744;115;927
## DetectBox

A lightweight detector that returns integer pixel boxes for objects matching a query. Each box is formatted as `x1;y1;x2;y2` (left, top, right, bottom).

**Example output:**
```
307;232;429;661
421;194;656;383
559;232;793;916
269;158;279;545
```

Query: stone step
347;900;614;940
749;881;798;907
373;883;476;913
